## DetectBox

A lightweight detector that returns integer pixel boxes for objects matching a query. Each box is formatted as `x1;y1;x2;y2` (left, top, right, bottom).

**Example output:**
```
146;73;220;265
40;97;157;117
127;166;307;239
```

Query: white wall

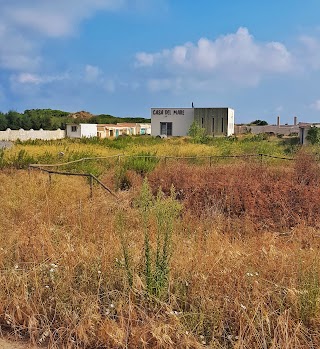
138;123;151;135
66;124;97;138
66;124;81;138
227;108;235;136
80;124;98;138
151;108;194;137
0;128;65;141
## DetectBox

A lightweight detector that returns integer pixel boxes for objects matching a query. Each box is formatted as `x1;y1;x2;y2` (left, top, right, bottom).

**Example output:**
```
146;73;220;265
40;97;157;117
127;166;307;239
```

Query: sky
1;0;320;124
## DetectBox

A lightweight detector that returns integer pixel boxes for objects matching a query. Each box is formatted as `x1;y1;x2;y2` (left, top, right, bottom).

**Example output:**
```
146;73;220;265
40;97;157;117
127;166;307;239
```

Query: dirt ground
0;338;38;349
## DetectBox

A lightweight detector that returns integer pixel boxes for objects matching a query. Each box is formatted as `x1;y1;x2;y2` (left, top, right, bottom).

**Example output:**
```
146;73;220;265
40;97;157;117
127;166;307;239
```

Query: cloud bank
135;27;320;94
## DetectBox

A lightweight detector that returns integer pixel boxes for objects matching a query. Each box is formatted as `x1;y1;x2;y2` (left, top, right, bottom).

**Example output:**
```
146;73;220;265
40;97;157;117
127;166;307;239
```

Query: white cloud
3;0;125;38
84;65;103;83
11;72;69;85
299;35;320;70
0;0;138;72
310;99;320;111
136;27;296;89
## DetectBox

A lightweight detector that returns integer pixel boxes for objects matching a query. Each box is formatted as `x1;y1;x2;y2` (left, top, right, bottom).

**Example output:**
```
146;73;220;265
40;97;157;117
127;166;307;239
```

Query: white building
299;123;320;145
151;107;234;137
67;122;151;139
66;124;98;138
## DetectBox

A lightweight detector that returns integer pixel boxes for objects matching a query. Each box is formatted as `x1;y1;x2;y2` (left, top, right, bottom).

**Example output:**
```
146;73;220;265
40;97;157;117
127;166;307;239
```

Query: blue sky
1;0;320;124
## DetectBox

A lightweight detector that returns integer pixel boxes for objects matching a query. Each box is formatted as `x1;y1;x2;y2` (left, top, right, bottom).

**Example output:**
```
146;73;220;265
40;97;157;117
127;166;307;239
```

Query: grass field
1;136;320;348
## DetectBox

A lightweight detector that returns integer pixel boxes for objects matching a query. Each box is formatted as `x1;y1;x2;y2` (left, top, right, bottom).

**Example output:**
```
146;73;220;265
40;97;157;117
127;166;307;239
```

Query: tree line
0;109;150;131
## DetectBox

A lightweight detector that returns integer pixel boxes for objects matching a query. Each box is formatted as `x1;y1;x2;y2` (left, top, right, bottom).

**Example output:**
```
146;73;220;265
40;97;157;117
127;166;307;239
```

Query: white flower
109;303;115;308
98;270;102;274
14;264;19;269
240;304;247;310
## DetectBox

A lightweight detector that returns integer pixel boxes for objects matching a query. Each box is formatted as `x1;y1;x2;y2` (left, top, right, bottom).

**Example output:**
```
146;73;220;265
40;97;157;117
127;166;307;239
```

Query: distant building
151;107;235;137
235;116;300;136
299;123;320;145
66;124;98;138
67;123;151;138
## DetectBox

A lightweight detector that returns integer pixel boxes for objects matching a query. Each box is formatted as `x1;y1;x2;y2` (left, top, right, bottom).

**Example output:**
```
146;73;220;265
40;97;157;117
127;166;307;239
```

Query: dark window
221;118;224;133
201;117;204;128
212;117;215;133
160;122;173;136
71;125;77;132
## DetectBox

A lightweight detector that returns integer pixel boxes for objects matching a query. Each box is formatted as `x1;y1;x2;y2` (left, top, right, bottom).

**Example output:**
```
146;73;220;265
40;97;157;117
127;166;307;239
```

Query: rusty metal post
90;175;93;198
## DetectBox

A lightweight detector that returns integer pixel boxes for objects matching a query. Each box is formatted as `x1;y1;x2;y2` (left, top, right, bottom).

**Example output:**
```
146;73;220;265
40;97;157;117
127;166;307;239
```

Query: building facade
67;123;151;139
299;123;320;145
151;107;234;137
194;108;234;137
66;124;98;138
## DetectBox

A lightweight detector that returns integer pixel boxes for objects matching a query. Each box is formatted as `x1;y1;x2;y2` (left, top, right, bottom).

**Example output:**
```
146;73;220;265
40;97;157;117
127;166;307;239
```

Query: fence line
30;166;118;199
29;154;122;169
29;153;294;199
29;153;294;170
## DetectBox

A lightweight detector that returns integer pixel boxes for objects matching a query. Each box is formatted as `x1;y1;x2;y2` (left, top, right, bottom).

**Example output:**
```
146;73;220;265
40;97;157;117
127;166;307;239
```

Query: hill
0;109;151;131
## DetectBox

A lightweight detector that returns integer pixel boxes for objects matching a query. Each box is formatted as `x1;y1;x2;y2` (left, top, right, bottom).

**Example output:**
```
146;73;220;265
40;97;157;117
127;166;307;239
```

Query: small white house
137;123;152;135
66;124;98;138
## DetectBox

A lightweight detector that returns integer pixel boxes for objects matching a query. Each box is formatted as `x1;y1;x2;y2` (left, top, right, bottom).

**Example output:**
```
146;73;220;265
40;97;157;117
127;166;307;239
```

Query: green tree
187;121;208;143
6;110;22;129
0;112;7;131
306;127;320;145
249;119;268;126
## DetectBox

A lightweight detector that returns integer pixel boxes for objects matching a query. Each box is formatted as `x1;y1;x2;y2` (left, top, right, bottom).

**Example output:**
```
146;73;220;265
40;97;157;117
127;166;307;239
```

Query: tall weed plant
132;179;182;297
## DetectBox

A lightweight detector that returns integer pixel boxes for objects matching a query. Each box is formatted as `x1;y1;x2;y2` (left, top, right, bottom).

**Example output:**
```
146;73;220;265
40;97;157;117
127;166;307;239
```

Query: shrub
187;121;208;144
307;127;320;145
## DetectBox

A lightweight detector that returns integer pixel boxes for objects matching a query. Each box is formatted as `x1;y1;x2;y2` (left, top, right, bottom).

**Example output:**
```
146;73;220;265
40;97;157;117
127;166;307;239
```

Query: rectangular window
71;125;77;132
160;122;173;136
201;117;204;128
212;117;215;133
221;118;224;133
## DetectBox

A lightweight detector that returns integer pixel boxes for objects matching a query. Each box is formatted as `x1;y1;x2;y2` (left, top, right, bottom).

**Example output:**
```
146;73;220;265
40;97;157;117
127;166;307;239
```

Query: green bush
123;152;159;175
307;127;320;145
187;121;209;144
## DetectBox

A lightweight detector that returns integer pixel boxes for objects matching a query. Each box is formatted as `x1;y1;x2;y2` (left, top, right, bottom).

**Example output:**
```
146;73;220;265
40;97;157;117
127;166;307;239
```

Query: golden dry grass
0;163;320;348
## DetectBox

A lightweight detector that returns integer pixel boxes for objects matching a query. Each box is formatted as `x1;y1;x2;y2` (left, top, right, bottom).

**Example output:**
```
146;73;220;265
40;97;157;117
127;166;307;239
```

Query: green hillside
0;109;151;131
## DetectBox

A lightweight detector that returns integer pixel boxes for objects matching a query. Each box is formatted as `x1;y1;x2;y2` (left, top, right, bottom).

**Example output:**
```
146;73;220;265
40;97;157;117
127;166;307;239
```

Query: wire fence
29;153;294;199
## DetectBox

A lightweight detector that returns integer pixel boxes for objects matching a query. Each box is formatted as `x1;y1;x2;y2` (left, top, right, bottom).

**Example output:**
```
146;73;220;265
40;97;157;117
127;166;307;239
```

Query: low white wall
235;125;299;136
0;128;66;141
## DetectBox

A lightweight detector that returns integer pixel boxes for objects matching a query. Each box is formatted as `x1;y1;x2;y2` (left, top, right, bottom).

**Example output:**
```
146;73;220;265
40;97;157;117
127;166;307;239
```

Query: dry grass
0;156;320;348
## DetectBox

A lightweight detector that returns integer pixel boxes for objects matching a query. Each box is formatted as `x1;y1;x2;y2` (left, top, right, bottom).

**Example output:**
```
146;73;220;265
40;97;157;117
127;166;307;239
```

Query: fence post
260;153;263;165
48;173;52;185
118;155;121;165
209;156;212;167
90;175;93;198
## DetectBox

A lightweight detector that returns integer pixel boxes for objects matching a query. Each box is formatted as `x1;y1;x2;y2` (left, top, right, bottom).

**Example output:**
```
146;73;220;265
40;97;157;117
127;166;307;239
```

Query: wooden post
164;156;167;165
48;173;52;185
90;175;93;198
260;153;263;165
209;156;212;167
